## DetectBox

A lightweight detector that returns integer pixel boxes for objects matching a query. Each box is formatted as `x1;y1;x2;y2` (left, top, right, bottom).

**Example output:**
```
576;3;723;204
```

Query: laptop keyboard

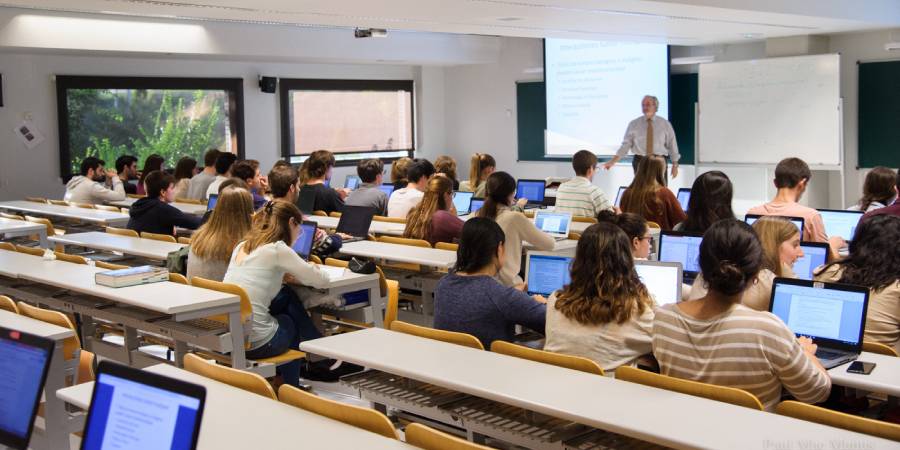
815;349;844;360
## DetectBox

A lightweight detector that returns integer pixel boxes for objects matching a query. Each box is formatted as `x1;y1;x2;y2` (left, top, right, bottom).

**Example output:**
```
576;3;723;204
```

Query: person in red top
403;175;464;245
861;168;900;222
620;155;686;230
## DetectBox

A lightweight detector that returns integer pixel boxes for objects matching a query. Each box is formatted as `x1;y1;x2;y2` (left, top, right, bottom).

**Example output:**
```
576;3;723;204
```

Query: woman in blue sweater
433;218;547;348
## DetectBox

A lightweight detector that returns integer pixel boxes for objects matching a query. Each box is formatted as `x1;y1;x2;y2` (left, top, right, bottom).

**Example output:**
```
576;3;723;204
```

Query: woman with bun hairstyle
652;219;830;411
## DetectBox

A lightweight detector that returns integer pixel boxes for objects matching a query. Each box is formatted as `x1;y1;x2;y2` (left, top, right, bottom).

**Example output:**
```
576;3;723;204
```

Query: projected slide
545;39;669;157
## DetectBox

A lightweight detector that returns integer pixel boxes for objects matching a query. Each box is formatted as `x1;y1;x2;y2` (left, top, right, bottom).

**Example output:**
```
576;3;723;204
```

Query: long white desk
56;364;416;450
0;216;48;247
307;215;407;236
301;328;897;450
0;309;74;450
340;240;455;270
50;231;186;261
109;197;208;215
830;352;900;397
0;200;130;227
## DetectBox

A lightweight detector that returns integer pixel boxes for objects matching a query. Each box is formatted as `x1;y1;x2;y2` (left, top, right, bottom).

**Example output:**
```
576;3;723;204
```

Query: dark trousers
631;154;669;185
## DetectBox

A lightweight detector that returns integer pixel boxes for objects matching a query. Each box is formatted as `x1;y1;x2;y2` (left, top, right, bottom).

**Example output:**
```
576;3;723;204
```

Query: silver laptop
634;260;682;306
533;210;573;240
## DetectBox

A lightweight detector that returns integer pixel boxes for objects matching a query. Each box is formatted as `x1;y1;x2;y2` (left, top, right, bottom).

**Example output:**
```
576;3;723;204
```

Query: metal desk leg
174;340;188;368
369;281;385;328
228;311;247;369
39;230;49;249
43;340;70;450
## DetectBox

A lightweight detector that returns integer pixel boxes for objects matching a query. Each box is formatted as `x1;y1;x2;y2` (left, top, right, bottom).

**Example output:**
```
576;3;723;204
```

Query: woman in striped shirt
652;219;831;410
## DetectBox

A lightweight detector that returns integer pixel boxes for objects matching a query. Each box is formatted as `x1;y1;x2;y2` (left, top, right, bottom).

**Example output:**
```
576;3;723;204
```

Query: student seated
173;156;197;200
815;215;900;350
620;155;686;230
115;155;139;195
544;222;654;373
747;157;829;243
390;157;413;191
345;158;388;215
64;156;126;204
403;176;463;245
459;153;495;198
387;159;435;218
674;170;735;233
434;155;460;190
433;218;546;348
554;150;612;217
595;210;651;260
127;170;202;236
861;168;900;222
136;154;164;196
269;164;343;257
205;152;237;199
187;148;220;200
187;185;254;282
232;159;267;209
652;219;831;411
476;172;554;286
849;166;897;212
298;150;345;214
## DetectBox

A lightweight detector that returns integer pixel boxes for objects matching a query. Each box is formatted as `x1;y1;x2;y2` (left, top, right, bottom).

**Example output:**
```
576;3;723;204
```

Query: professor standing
603;95;680;182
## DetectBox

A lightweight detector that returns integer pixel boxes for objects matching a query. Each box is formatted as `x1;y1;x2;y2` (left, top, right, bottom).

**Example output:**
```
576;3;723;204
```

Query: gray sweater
345;183;388;216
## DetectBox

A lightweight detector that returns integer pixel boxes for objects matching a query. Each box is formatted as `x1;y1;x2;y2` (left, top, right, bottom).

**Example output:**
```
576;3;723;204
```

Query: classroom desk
301;328;897;450
300;267;385;329
0;309;75;450
340;240;455;270
50;231;186;261
109;197;208;215
56;364;416;450
0;216;48;247
306;215;407;236
0;200;130;227
830;352;900;397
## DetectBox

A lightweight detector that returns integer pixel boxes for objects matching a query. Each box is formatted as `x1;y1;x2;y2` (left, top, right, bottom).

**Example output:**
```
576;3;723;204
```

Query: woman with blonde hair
460;153;496;198
187;184;254;282
403;176;463;245
434;155;460;190
620;155;685;230
390;157;413;191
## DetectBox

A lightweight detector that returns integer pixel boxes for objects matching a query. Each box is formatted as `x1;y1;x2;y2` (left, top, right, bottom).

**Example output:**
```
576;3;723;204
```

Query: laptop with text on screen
344;175;361;190
452;191;474;216
0;326;54;450
817;209;864;242
292;221;317;261
614;186;627;208
335;205;376;243
657;231;703;284
524;251;573;297
768;278;869;369
634;260;682;306
533;210;572;240
516;179;546;208
676;188;691;213
793;242;829;280
744;214;805;240
470;198;485;215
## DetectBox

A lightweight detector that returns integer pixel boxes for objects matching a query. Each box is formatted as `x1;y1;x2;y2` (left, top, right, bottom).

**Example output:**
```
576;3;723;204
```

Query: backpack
166;245;190;276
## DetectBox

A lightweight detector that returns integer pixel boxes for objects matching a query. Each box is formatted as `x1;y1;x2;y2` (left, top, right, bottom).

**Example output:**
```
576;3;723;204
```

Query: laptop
817;209;864;242
793;242;829;280
657;231;703;284
81;360;206;450
744;214;805;239
516;179;546;208
676;188;691;213
206;194;218;211
0;326;54;450
297;185;317;215
335;205;376;243
379;183;396;196
344;175;361;190
524;251;573;297
634;260;683;306
533;210;573;240
470;198;485;214
292;221;317;260
769;278;870;369
614;186;627;208
452;191;474;216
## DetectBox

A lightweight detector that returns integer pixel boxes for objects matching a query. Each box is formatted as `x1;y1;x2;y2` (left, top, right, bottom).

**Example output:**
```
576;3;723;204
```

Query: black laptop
0;326;55;450
335;205;376;243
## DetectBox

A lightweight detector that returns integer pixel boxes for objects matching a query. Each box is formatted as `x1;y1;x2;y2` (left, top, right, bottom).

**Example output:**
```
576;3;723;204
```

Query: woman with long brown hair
187;184;254;282
298;149;345;214
620;155;685;230
404;176;463;245
172;156;197;200
136;154;165;195
849;166;897;212
460;153;496;198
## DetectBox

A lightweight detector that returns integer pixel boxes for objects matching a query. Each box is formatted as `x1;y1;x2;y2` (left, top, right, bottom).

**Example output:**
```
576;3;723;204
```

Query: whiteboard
698;54;841;166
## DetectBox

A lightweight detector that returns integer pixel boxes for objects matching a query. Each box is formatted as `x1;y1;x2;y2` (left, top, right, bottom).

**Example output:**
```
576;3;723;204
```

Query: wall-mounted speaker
259;76;277;94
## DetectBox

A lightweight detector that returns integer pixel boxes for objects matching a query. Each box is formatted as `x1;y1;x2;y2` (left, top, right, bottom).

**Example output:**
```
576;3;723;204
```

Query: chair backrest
17;301;81;360
126;194;145;199
776;400;900;441
378;235;432;248
77;350;95;384
329;211;342;218
48;199;69;206
312;210;328;217
175;197;203;205
572;216;598;224
615;366;763;410
94;261;128;270
404;423;493;450
190;277;253;323
434;242;458;251
141;231;177;243
72;202;95;209
862;341;899;357
490;340;604;376
24;216;55;236
15;245;45;257
390;321;484;350
169;273;189;285
25;197;47;203
278;384;398;439
568;232;582;241
0;295;18;314
309;254;323;265
54;251;88;265
646;221;662;230
0;242;15;251
177;236;192;245
94;204;121;212
0;212;23;220
373;215;406;224
183;353;276;399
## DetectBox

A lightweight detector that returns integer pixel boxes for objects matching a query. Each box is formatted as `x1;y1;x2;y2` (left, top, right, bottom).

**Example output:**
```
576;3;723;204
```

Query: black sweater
127;198;202;236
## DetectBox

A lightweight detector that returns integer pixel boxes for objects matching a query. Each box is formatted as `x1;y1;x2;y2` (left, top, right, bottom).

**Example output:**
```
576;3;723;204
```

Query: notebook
657;231;703;283
452;191;474;216
344;175;361;190
206;194;217;211
676;188;691;212
744;214;805;239
0;326;54;450
524;251;573;296
817;209;864;242
292;221;317;260
769;278;869;369
533;210;573;240
614;186;627;208
516;179;546;207
379;183;395;196
634;260;683;306
335;205;376;242
793;242;829;280
81;361;206;450
470;198;485;214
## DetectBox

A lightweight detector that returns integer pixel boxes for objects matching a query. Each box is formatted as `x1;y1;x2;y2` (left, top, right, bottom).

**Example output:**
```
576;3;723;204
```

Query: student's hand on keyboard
798;336;818;356
531;294;547;304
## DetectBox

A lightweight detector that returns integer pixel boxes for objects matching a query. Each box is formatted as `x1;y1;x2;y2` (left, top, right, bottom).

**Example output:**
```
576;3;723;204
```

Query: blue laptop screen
534;211;571;235
614;186;626;208
527;254;572;296
82;373;202;450
379;184;395;196
344;176;360;190
470;199;485;214
292;223;316;260
452;191;474;215
0;335;50;440
819;210;863;241
658;234;702;275
677;189;691;212
516;180;545;203
793;244;828;280
206;194;217;211
770;282;866;346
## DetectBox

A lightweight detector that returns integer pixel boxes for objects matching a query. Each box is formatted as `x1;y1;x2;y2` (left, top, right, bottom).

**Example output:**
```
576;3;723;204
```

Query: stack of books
95;265;169;288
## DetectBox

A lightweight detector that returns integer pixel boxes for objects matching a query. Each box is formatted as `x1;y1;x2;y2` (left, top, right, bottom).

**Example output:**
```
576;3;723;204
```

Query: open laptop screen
634;261;682;306
614;186;627;208
452;191;474;215
379;184;395;196
516;180;545;204
657;232;703;277
470;198;485;214
769;279;869;349
336;205;375;238
292;221;317;260
676;188;691;212
533;210;572;237
206;194;218;211
818;209;864;241
344;175;361;190
744;214;805;239
0;327;54;450
793;242;829;280
525;253;572;296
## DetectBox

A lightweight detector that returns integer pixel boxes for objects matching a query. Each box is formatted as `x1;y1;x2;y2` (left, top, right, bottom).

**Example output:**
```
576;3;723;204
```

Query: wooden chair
94;204;121;212
72;202;95;209
373;215;406;224
572;216;598;224
126;194;145;199
278;384;398;439
25;197;47;203
329;211;342;218
77;350;96;384
17;302;81;361
175;198;203;205
183;353;276;399
0;242;15;252
776;400;900;441
169;273;189;285
24;216;64;238
312;210;328;217
94;261;128;270
0;295;18;314
862;341;899;357
309;254;323;265
141;232;177;243
568;232;582;241
54;251;88;265
490;340;604;376
390;321;484;351
0;212;23;220
48;199;69;206
435;242;458;252
405;423;493;450
15;245;45;257
106;227;139;237
177;236;192;245
323;258;399;330
615;366;763;410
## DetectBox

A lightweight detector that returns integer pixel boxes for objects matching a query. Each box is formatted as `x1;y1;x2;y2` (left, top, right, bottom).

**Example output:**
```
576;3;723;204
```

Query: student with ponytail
403;175;464;245
460;153;496;198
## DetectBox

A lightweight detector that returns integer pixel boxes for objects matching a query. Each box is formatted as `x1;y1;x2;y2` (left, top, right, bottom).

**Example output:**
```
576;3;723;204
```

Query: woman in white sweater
222;200;331;386
476;171;555;286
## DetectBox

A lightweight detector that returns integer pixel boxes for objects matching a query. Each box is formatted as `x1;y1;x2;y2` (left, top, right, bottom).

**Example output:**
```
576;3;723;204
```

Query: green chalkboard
858;61;900;168
516;76;697;164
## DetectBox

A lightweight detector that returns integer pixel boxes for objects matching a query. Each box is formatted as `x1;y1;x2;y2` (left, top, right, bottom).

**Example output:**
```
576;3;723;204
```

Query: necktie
646;118;654;157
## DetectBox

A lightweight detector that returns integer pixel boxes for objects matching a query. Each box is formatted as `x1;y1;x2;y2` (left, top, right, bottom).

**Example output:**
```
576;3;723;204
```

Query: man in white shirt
387;159;435;218
603;95;680;182
205;152;237;199
64;157;126;204
555;150;612;217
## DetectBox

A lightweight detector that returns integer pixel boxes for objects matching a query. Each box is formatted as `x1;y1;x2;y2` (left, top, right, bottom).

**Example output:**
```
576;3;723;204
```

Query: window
56;76;244;180
279;79;414;165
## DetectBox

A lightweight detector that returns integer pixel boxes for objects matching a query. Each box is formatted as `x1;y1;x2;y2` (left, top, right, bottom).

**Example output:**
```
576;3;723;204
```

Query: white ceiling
3;0;899;45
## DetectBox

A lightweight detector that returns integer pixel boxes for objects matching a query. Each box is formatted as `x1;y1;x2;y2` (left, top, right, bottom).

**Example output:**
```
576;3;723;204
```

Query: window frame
278;78;415;166
55;75;245;181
